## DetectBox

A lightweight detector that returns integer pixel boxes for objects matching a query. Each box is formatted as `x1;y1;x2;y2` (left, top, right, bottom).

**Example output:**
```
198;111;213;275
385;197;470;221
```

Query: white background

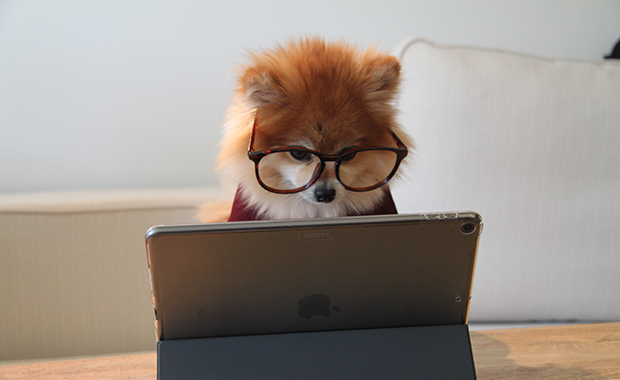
1;0;619;193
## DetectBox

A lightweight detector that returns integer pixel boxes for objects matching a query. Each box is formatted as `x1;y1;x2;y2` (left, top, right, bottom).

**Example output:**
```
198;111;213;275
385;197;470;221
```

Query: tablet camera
460;222;476;235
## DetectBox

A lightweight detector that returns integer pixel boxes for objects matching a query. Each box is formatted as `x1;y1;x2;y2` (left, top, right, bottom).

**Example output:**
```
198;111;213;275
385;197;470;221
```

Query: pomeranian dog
200;37;413;222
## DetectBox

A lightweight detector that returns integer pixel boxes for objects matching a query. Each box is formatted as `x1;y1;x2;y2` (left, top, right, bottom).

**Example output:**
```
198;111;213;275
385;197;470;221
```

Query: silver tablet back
145;212;481;341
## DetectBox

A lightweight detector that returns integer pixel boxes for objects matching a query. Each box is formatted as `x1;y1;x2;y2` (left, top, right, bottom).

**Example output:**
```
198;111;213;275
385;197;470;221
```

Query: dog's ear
365;55;401;97
242;70;283;107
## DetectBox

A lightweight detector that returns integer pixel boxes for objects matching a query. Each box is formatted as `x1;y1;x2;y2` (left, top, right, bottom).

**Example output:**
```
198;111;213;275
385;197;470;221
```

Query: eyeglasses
247;118;408;194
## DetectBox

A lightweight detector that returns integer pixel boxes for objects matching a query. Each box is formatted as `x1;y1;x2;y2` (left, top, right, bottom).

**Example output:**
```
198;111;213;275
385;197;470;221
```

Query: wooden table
1;322;618;379
472;322;620;379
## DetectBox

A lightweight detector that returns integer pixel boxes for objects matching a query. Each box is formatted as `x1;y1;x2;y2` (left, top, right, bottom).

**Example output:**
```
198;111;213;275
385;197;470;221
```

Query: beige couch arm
0;187;229;362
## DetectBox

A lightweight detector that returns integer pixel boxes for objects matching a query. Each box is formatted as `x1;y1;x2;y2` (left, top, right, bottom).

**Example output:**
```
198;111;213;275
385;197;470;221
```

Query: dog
199;37;413;222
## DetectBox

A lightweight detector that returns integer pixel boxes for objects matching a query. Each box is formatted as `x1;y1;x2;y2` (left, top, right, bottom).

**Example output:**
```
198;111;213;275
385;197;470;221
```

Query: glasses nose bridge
314;154;341;183
319;152;343;164
313;160;337;184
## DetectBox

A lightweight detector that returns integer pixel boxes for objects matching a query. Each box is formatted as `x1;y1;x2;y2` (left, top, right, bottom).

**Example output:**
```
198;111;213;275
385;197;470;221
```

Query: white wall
1;0;619;193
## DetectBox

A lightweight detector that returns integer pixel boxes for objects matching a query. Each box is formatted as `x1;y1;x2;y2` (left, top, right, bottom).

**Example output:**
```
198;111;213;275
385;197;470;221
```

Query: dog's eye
342;152;358;162
341;148;358;162
289;150;312;161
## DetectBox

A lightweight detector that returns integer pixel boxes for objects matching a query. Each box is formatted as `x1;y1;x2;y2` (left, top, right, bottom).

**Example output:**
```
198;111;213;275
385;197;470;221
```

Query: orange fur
207;37;413;221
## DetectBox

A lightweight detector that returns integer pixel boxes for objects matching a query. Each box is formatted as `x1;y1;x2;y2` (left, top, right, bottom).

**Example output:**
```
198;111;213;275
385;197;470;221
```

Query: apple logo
297;294;342;319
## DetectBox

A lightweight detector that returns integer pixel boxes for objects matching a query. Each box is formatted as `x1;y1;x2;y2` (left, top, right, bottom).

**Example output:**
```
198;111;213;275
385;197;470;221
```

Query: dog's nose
314;187;336;203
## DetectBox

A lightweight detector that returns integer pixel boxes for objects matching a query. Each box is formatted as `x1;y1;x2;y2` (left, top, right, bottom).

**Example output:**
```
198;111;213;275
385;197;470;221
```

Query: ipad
145;212;482;341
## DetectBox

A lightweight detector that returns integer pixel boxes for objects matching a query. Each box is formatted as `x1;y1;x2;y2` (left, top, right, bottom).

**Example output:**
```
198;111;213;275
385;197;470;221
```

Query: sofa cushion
392;39;620;322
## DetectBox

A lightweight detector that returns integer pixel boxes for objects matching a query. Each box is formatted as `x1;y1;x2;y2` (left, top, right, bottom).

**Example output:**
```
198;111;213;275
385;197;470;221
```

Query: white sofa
392;39;620;324
2;40;619;362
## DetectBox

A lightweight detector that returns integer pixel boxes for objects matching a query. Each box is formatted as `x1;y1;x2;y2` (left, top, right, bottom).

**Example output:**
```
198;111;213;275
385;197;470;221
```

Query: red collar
228;186;397;221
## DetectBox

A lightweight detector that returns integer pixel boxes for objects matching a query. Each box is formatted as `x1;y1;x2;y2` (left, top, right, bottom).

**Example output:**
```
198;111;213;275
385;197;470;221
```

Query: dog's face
217;38;412;219
251;107;400;207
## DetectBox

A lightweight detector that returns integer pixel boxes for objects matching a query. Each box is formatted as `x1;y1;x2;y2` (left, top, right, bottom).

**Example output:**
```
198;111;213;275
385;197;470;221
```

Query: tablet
145;212;482;341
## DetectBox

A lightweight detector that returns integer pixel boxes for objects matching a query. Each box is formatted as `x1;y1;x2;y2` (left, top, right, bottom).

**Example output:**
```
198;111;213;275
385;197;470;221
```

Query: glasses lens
257;150;321;191
338;149;399;190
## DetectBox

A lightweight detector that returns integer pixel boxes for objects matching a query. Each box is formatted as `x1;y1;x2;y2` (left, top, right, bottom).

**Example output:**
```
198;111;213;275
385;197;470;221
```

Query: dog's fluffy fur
200;38;413;222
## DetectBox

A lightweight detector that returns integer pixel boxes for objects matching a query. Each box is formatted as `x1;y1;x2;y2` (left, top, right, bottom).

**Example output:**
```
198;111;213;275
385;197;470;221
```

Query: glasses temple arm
248;117;259;154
